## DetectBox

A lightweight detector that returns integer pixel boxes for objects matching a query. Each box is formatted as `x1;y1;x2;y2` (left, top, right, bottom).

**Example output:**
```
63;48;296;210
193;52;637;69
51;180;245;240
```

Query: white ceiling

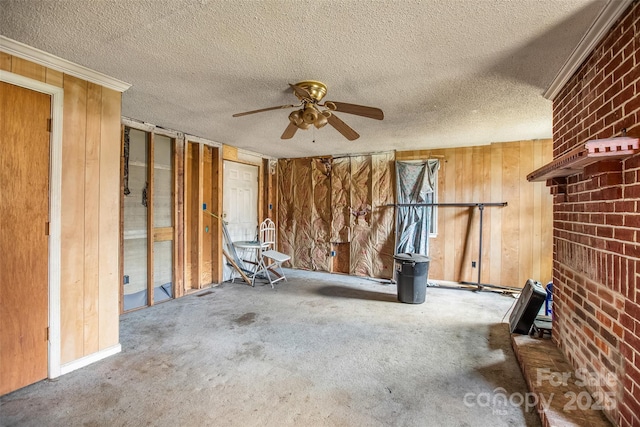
1;0;609;158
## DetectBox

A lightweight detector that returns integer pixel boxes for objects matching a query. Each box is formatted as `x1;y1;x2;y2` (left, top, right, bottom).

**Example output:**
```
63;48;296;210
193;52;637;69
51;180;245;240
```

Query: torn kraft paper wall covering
311;158;332;272
277;152;395;279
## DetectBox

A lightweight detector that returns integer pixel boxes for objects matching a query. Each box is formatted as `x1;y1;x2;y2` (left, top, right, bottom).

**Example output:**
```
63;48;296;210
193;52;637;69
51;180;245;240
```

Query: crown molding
0;35;131;92
544;0;633;100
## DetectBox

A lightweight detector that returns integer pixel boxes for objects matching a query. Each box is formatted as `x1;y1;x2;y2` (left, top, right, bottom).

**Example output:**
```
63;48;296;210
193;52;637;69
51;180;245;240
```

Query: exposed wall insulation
370;153;395;278
278;152;395;279
330;158;351;243
330;158;351;274
311;159;332;272
349;155;373;276
292;158;313;270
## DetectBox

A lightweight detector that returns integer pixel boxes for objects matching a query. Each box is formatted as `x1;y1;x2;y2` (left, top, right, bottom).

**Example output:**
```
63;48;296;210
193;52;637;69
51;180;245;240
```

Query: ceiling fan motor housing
293;80;328;102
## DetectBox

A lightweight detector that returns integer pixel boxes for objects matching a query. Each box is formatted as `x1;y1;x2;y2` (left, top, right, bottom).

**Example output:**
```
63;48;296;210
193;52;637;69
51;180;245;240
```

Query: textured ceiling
1;0;608;158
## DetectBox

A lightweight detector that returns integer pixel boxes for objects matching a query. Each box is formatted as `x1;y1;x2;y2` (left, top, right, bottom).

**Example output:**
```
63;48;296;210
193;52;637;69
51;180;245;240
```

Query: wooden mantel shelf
527;136;639;182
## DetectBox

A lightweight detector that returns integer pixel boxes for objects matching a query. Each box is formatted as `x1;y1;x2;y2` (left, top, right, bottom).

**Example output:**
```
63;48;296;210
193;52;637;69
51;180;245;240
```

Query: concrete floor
1;270;540;427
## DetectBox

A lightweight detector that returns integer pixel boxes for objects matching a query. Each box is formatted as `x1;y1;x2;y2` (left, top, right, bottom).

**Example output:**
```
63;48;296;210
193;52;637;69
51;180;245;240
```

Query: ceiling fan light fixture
289;109;311;129
302;106;319;124
297;120;312;130
288;110;301;124
314;112;329;128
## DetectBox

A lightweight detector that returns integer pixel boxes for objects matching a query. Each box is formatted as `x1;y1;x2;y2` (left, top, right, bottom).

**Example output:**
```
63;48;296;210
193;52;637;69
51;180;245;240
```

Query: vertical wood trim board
83;82;101;355
147;133;155;306
197;144;204;288
184;142;193;289
97;87;121;349
201;146;213;286
501;143;521;286
174;137;185;298
489;144;503;286
61;74;87;363
212;146;224;284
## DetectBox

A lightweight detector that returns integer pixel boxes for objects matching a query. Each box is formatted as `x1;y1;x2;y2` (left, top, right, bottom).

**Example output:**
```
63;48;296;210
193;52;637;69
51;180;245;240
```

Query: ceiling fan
232;81;384;141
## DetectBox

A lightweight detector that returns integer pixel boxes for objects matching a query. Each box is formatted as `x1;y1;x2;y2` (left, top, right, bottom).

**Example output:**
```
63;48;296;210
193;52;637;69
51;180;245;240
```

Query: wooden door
223;161;258;240
223;161;258;280
0;82;51;394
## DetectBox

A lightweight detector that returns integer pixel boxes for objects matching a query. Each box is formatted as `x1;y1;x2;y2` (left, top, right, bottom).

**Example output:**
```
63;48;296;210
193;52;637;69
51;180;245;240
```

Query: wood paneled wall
1;54;122;363
397;139;553;288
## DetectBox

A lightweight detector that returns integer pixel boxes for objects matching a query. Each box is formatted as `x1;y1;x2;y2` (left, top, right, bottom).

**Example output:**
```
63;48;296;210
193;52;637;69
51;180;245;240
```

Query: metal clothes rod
386;202;507;207
389;201;508;291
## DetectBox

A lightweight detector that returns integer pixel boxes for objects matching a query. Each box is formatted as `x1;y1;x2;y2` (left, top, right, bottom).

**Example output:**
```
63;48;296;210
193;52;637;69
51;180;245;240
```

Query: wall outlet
471;261;477;268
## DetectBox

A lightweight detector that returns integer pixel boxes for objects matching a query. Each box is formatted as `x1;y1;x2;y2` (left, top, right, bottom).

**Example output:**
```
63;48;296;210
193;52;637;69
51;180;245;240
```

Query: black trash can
394;253;430;304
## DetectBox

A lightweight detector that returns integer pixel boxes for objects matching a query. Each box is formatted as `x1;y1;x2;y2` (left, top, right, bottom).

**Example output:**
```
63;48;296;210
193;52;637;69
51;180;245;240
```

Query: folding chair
205;210;253;284
256;218;291;288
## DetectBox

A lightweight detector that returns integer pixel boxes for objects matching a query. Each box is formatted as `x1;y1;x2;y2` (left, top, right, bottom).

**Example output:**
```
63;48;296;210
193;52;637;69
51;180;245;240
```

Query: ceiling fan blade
289;83;312;100
232;104;296;117
281;122;298;139
327;113;360;141
326;101;384;120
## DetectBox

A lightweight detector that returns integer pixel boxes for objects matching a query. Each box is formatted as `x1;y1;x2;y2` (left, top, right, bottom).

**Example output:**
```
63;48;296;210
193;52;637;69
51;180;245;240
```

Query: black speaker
509;279;546;334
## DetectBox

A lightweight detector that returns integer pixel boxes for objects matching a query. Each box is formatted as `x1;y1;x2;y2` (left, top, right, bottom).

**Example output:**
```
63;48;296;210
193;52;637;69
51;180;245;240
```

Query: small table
233;240;268;285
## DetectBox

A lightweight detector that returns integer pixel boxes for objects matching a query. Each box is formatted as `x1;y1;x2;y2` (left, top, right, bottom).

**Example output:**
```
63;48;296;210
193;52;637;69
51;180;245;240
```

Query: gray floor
1;270;540;427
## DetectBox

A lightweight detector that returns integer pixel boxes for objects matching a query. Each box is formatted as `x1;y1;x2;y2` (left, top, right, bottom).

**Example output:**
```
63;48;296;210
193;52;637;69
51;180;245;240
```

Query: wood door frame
0;70;64;379
222;160;262;283
120;122;183;310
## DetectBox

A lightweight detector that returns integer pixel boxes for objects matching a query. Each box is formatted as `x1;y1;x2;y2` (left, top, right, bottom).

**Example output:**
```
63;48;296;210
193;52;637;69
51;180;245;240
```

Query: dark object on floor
509;279;546;334
544;281;553;316
530;315;552;338
394;253;430;304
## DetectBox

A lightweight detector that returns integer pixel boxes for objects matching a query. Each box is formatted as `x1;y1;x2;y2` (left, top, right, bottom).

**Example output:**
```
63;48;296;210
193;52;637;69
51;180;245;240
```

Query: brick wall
551;2;640;426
